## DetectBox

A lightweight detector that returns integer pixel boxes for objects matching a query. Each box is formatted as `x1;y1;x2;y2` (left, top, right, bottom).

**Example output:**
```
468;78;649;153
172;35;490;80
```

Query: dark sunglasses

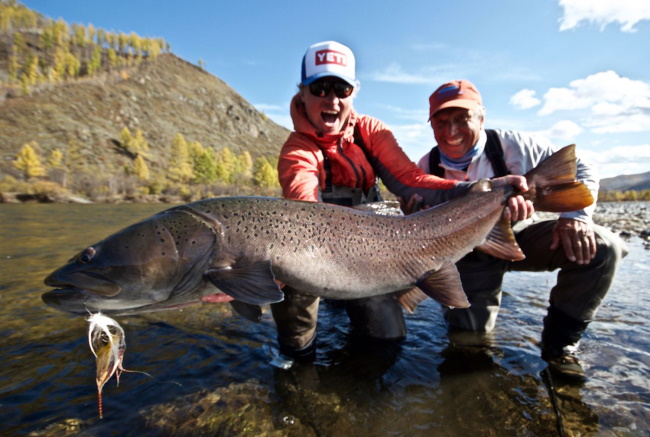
309;79;354;99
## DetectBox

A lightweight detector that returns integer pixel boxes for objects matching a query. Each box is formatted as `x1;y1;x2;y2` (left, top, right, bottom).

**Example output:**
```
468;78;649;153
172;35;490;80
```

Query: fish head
43;209;221;315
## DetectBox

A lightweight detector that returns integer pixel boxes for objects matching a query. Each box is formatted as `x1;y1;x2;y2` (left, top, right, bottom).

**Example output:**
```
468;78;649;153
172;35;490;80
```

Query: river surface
1;202;648;436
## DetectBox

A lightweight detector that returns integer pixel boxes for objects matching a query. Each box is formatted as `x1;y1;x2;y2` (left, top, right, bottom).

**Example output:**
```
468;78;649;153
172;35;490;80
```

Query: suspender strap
484;129;510;177
427;129;509;178
428;147;445;177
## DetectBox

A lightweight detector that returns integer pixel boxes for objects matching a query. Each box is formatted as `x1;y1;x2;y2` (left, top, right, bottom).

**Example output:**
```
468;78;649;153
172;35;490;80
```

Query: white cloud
537;71;650;134
580;145;650;177
546;120;584;140
558;0;650;32
371;63;431;84
509;89;541;110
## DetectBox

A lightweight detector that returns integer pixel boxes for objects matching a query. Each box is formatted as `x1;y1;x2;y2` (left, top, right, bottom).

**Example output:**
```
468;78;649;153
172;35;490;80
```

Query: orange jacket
278;94;467;204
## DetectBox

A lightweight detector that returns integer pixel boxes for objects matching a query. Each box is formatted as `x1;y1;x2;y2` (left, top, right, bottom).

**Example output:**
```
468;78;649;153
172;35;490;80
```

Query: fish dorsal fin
476;217;525;261
396;288;429;313
415;261;469;309
229;300;263;323
205;261;284;305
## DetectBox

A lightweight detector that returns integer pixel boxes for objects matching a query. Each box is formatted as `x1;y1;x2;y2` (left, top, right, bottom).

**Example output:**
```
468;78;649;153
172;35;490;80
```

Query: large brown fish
43;145;593;318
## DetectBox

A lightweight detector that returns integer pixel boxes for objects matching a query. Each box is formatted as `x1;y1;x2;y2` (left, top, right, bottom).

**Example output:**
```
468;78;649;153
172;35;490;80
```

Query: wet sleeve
361;118;472;206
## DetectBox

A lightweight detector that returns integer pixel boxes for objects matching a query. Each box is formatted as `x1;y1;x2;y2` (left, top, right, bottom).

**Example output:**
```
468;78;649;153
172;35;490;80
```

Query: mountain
0;2;290;201
600;171;650;192
0;52;289;182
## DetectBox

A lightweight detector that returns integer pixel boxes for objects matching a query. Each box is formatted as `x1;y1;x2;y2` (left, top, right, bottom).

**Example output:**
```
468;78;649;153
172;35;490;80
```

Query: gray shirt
417;129;599;222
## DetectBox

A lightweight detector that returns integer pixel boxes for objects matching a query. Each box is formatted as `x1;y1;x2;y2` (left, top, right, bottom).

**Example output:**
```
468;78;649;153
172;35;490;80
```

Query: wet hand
550;218;597;265
398;194;428;215
503;195;534;222
492;175;529;192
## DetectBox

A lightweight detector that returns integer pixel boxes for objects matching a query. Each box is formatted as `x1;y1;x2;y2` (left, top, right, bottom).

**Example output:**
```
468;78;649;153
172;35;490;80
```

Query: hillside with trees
0;1;290;203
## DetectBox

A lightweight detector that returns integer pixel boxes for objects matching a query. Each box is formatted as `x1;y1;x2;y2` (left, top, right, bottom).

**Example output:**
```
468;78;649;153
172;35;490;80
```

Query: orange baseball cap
428;80;482;120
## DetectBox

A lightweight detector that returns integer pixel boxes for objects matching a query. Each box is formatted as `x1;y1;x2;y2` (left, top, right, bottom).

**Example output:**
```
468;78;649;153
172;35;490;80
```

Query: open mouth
322;111;339;124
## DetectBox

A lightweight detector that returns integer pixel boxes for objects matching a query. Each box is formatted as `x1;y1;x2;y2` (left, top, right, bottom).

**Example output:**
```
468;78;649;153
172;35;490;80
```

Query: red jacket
278;94;465;204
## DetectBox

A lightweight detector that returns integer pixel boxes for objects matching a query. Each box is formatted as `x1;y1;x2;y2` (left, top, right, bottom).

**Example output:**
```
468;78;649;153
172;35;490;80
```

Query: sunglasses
309;79;354;99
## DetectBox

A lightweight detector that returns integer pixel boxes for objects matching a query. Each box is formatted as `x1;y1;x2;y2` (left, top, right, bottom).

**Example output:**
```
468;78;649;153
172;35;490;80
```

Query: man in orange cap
413;79;628;382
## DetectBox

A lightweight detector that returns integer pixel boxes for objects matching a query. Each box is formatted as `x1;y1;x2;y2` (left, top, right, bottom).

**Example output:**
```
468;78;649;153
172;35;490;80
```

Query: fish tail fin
525;144;594;212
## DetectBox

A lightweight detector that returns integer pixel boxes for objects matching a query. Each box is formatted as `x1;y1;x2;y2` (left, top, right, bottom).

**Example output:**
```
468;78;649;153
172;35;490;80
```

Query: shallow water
1;202;648;436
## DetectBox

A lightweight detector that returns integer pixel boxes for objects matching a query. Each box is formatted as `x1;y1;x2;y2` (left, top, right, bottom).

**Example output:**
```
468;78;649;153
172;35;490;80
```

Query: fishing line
540;368;565;437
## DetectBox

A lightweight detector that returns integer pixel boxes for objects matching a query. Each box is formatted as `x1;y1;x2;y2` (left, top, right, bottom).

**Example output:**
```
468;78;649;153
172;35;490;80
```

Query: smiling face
431;107;485;159
300;77;354;135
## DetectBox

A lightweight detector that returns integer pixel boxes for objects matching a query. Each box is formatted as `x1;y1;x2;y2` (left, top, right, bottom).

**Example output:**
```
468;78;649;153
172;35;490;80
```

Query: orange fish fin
525;144;594;212
476;217;525;261
396;288;429;313
415;261;469;309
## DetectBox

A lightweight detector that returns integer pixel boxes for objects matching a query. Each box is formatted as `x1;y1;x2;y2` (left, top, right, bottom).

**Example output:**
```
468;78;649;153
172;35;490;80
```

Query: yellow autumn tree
168;133;194;183
14;142;46;180
253;157;279;188
133;155;150;181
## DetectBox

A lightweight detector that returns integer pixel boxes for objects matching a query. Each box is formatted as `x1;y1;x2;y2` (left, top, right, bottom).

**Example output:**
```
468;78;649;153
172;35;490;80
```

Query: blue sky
22;0;650;178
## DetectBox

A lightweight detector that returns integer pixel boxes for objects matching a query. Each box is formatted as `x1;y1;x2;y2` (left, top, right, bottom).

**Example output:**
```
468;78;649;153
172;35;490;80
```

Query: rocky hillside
600;171;650;192
0;52;289;182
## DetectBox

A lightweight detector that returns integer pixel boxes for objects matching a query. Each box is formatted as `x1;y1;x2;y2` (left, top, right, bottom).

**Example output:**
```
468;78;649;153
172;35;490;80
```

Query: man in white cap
414;79;628;381
271;43;532;361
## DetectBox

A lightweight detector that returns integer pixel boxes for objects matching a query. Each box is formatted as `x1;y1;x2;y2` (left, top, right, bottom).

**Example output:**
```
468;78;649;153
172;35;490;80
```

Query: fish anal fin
476;217;525;261
205;261;284;305
415;261;469;309
396;288;429;313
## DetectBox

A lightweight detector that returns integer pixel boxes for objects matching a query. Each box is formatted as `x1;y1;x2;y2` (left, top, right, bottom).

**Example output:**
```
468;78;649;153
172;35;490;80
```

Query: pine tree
133;155;150;181
48;149;64;168
87;45;102;75
253;157;279;188
192;143;218;184
168;133;194;183
238;151;253;177
14;142;47;180
132;129;149;156
215;147;235;183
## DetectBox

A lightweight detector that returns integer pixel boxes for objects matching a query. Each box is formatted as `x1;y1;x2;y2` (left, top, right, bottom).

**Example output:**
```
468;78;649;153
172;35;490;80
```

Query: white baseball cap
301;41;357;87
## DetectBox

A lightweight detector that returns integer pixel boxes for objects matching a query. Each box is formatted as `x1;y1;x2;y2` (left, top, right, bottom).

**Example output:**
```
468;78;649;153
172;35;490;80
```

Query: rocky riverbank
593;201;650;241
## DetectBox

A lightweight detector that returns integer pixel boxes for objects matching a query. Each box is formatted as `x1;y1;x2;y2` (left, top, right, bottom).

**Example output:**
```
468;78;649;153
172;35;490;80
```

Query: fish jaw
42;286;182;315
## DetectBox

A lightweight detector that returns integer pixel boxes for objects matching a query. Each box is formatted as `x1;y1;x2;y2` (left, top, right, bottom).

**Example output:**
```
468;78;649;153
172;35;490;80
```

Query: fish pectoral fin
396;288;429;313
205;261;284;305
415;261;470;309
229;300;263;323
476;216;525;261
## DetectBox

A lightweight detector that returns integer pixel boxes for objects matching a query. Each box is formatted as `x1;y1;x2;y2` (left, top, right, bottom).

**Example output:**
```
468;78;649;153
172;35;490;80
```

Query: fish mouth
44;271;121;297
42;286;205;316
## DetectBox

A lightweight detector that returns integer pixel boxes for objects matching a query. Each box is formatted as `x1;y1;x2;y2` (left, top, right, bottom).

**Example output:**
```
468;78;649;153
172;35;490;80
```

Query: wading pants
444;220;628;347
271;287;407;357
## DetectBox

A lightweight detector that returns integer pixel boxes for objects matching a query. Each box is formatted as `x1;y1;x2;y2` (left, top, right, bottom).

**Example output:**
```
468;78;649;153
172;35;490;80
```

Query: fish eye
78;247;96;264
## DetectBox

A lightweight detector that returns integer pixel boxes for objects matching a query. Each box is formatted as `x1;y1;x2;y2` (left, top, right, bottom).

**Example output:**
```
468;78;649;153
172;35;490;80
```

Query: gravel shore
593;201;650;240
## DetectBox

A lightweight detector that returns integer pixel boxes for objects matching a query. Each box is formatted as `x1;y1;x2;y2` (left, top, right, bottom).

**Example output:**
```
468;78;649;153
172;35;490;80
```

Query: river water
1;202;648;436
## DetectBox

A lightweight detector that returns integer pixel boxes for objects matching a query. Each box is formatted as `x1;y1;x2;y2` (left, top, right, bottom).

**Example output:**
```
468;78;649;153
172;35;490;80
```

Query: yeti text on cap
315;49;347;66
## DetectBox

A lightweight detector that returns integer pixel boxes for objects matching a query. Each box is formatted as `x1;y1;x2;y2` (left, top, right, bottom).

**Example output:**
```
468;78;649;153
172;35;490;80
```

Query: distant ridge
600;171;650;192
